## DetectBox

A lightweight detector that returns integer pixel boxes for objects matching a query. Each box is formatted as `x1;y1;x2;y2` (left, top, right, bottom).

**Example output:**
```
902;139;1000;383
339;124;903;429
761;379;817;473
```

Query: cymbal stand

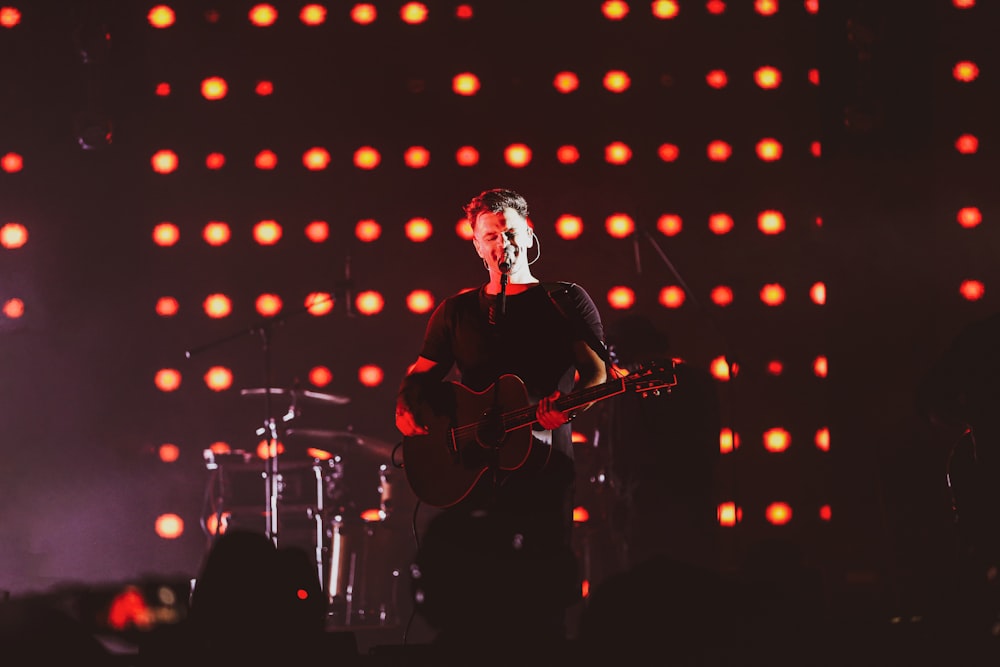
185;290;343;547
633;225;740;566
260;326;280;543
250;327;314;544
186;318;287;546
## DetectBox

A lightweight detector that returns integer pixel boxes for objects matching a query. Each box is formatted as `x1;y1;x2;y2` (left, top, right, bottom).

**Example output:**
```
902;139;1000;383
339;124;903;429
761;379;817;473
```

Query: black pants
410;450;579;643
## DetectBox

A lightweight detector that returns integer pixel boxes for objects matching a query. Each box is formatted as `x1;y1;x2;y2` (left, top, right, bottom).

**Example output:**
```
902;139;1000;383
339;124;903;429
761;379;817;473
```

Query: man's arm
574;340;608;389
537;340;608;430
395;356;441;436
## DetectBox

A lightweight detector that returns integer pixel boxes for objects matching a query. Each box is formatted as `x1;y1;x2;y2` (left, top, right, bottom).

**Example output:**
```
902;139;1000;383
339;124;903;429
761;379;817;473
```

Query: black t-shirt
419;281;604;460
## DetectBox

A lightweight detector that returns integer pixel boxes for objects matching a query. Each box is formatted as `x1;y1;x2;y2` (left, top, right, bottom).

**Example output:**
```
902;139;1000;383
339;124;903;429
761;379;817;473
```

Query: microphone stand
485;268;511;500
498;267;509;318
633;226;738;377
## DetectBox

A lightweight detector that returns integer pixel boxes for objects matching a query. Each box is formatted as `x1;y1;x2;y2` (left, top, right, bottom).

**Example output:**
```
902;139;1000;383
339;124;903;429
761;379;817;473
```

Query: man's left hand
537;391;571;430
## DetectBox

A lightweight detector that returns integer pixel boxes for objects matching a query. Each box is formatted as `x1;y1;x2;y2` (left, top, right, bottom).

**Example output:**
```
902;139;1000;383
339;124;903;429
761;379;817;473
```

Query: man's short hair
463;188;529;228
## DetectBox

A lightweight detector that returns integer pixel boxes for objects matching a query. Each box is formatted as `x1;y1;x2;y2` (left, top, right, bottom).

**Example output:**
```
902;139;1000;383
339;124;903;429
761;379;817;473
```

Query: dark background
0;0;996;625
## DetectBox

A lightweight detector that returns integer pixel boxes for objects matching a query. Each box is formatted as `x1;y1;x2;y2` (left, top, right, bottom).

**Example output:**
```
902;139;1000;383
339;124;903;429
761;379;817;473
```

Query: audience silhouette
601;313;723;570
137;528;336;665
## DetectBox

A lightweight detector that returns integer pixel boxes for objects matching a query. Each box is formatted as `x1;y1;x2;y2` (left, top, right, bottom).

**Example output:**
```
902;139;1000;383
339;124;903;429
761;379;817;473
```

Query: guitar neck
503;378;627;431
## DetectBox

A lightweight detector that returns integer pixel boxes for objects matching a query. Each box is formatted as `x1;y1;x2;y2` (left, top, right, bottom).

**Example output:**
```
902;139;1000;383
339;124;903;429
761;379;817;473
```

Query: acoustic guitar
401;361;676;508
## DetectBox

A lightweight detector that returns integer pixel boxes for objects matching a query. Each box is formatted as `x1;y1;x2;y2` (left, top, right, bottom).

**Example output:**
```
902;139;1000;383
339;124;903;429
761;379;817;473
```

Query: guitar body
402;375;538;508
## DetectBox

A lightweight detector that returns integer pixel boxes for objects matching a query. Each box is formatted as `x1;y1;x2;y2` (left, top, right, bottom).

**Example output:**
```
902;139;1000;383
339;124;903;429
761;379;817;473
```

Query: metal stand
498;267;509;318
188;320;288;545
485;268;511;495
185;291;344;555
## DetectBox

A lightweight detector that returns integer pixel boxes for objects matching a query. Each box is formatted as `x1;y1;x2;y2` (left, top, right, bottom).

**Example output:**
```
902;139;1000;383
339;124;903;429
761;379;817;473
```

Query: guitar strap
544;281;613;366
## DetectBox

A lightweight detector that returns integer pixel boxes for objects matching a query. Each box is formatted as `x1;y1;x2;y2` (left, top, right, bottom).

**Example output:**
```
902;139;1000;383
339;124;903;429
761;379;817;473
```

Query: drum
324;464;414;628
204;455;326;532
320;456;384;523
202;450;413;623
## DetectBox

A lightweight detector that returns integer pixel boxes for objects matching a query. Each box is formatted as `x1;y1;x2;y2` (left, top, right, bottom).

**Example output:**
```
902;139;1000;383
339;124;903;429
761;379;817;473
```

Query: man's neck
484;272;538;295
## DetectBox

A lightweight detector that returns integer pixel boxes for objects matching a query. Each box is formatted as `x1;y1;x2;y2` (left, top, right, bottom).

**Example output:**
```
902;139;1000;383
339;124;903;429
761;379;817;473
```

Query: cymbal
284;428;397;458
240;387;350;405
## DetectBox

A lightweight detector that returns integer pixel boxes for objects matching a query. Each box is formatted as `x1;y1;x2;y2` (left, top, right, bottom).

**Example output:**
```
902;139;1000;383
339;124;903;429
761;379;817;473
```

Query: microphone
499;245;516;274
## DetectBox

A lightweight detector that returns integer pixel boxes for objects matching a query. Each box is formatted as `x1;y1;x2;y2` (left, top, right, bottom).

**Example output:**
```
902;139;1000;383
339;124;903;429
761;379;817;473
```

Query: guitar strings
449;380;627;440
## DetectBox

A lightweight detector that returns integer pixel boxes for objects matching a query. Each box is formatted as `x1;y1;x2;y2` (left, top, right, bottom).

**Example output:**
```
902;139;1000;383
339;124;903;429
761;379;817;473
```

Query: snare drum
204;456;325;532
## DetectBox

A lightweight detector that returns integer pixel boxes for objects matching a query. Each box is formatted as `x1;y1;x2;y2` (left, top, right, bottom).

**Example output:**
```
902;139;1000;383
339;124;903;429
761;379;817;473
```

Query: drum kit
202;384;415;629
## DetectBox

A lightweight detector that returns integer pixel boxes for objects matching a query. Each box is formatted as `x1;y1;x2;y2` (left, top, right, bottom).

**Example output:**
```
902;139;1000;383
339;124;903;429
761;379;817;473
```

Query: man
915;311;1000;632
601;313;722;571
576;315;731;663
394;187;607;647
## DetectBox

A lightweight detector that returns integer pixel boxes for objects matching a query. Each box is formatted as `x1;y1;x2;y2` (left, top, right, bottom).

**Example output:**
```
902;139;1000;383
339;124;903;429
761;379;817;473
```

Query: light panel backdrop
0;0;995;609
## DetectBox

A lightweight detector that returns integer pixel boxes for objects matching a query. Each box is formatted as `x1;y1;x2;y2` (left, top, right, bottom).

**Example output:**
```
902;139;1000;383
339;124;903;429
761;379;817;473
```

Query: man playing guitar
394;187;608;647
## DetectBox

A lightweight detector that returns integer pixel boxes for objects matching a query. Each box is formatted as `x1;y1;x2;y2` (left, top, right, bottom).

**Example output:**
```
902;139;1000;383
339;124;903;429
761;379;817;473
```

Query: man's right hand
396;356;441;436
395;403;428;436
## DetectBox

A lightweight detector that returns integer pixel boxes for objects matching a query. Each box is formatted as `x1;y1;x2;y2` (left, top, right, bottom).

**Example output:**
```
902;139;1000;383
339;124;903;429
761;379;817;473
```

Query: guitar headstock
624;360;678;397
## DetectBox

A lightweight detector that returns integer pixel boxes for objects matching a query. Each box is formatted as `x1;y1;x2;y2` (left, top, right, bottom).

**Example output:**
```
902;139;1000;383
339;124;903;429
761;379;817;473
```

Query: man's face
472;207;533;271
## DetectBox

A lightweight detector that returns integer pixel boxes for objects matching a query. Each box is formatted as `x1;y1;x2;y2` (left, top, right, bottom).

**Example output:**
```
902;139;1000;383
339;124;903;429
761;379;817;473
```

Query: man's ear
472;237;483;258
